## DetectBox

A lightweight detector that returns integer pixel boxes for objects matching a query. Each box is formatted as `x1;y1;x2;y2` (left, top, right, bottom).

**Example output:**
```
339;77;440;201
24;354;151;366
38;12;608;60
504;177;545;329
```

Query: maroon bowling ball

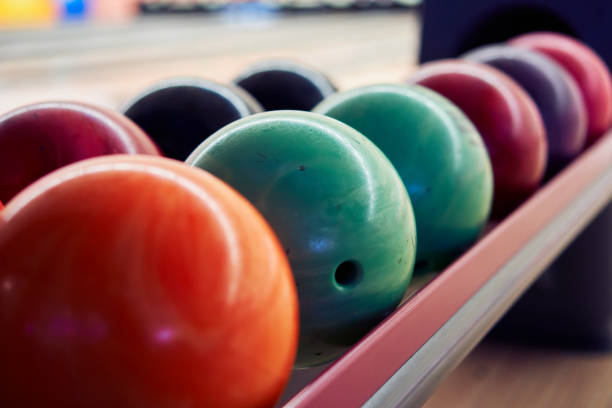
409;60;547;217
0;102;160;203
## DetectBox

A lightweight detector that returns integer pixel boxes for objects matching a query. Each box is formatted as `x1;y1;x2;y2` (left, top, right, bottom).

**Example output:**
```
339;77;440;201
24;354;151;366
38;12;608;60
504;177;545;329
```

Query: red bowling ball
409;60;547;217
510;32;612;146
0;102;160;204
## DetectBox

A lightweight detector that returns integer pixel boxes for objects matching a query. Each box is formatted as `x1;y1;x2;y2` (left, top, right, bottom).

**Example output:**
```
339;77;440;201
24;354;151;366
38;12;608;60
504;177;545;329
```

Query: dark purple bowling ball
124;78;262;161
463;45;587;174
234;60;337;111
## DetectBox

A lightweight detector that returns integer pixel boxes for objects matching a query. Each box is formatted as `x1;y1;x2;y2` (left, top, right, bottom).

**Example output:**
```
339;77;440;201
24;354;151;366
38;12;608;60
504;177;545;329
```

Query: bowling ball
0;0;55;24
124;78;262;160
0;102;159;204
464;44;587;173
408;60;547;218
61;0;87;19
234;60;337;111
0;155;298;408
510;32;612;146
187;111;416;367
314;84;493;269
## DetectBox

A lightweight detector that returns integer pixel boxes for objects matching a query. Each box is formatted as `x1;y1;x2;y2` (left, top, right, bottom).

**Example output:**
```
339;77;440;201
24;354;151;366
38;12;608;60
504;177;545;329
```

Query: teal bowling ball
314;84;493;269
186;111;416;367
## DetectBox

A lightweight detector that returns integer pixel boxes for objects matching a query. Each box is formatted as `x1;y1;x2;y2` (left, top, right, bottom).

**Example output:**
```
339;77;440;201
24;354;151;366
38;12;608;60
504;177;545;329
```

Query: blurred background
0;0;421;113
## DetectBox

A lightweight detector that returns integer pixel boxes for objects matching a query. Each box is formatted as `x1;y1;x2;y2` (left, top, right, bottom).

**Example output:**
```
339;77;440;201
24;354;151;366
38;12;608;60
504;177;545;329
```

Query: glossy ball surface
314;84;493;268
124;78;261;160
0;155;298;408
510;32;612;145
464;44;587;171
187;111;416;367
0;102;159;204
409;60;547;217
234;60;337;111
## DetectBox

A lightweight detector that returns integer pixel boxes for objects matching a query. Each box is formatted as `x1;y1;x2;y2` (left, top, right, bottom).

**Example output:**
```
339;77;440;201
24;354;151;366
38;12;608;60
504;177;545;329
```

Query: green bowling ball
314;84;493;270
186;111;416;367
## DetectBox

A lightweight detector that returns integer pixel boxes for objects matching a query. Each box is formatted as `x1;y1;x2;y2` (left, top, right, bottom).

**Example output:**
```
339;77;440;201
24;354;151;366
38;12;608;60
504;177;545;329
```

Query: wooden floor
426;342;612;408
1;11;611;407
0;11;419;113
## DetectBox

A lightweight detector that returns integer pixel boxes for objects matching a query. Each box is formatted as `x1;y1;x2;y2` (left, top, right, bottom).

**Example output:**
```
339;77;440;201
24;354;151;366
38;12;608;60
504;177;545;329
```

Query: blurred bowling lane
0;11;419;113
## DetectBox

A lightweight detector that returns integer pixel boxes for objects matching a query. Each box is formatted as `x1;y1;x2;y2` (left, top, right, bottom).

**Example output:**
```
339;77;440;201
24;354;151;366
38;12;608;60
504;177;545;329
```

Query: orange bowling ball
0;155;298;408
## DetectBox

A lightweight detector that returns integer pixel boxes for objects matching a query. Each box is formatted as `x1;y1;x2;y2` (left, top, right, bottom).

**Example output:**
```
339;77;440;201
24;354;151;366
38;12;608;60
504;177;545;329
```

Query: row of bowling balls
1;31;611;407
